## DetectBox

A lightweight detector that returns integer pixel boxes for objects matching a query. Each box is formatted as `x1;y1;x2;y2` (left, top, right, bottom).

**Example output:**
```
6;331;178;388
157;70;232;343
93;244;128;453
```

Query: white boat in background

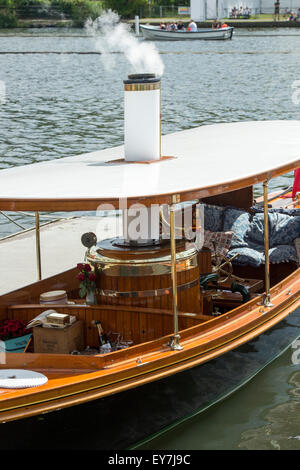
140;24;234;40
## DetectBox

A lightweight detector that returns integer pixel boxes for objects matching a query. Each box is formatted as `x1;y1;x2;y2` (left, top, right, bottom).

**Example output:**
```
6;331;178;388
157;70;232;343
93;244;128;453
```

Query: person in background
188;19;197;32
159;22;166;30
274;0;280;21
244;7;251;17
288;11;295;21
231;7;237;18
170;20;177;30
177;20;185;30
212;19;221;29
297;8;300;20
221;21;229;28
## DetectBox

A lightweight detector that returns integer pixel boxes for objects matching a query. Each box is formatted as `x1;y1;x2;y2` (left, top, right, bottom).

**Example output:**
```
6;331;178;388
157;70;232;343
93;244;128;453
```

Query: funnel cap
124;73;161;85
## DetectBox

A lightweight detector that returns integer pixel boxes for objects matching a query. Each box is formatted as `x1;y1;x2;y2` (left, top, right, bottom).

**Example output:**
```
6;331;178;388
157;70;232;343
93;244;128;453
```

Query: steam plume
85;10;164;77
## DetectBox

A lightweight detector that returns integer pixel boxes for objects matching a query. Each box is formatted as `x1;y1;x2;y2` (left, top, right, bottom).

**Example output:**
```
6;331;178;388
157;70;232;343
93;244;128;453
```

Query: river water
0;27;300;449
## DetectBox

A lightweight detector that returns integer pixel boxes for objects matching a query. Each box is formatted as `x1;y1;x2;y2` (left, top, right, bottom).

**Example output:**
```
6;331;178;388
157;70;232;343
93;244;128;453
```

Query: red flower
0;319;27;341
84;264;91;272
77;273;85;282
77;263;84;271
88;273;96;282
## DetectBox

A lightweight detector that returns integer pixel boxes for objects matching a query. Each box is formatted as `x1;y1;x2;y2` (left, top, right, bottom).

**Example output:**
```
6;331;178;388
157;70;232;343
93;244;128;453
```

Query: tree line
0;0;191;28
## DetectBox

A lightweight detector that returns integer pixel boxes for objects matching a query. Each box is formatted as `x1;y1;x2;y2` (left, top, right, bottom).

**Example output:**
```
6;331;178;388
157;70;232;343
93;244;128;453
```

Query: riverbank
3;18;300;29
16;19;73;28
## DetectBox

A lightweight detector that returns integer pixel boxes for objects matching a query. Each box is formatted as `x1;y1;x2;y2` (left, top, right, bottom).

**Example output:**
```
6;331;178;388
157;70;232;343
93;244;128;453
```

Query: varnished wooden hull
1;267;300;423
0;306;299;450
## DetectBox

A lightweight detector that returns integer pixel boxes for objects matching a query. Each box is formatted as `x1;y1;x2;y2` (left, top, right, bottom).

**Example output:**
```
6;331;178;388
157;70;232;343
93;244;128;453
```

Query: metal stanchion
263;181;273;307
169;194;183;351
35;211;42;281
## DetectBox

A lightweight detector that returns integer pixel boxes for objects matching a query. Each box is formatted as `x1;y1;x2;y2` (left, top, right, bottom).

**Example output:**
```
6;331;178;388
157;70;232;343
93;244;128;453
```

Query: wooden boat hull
0;266;300;420
0;306;299;450
140;25;234;41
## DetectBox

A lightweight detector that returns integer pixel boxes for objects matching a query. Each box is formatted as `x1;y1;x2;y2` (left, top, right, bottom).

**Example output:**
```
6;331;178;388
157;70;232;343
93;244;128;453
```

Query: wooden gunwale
1;267;300;422
1;160;300;211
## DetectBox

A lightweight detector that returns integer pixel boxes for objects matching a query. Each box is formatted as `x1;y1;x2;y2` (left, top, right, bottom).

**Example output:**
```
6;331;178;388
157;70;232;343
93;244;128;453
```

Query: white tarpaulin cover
0;121;300;207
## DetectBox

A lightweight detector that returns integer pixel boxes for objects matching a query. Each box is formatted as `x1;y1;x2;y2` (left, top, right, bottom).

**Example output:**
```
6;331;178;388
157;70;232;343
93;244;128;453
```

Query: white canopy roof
0;120;300;210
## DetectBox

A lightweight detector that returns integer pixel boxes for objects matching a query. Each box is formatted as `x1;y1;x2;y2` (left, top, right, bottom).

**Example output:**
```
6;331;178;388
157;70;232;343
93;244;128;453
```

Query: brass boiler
86;238;202;313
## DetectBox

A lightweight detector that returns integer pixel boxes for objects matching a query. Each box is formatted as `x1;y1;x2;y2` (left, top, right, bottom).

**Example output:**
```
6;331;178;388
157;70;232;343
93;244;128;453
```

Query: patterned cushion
223;208;251;248
271;214;300;247
248;213;300;247
203;204;225;232
203;231;233;257
227;247;263;267
294;238;300;264
269;245;298;264
228;245;298;266
220;207;300;267
252;206;300;217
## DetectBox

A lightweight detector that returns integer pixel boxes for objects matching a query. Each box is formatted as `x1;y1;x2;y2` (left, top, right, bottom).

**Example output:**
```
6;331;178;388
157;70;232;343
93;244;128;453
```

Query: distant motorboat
140;24;234;40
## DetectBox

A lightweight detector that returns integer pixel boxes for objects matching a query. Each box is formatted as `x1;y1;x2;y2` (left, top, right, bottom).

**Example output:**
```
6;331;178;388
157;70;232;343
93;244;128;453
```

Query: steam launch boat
140;24;234;40
0;73;300;449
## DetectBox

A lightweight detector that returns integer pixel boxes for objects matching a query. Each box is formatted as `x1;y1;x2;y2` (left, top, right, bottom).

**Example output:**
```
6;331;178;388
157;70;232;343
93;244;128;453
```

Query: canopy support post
169;194;183;351
263;181;273;307
35;211;42;281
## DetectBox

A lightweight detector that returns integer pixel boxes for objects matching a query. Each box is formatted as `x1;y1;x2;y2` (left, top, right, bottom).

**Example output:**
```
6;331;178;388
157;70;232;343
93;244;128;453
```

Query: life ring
0;369;48;389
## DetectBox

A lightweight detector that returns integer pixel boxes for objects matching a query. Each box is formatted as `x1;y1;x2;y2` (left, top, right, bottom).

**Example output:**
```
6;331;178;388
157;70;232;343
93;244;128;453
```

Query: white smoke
85;10;164;77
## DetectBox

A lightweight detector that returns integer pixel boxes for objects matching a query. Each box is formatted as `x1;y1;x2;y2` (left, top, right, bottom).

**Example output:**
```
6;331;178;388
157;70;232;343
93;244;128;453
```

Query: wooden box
33;321;84;354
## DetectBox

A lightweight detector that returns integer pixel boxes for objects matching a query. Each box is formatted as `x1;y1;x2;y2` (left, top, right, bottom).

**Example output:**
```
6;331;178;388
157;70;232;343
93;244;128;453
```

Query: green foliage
51;0;102;25
0;0;18;27
0;0;103;25
104;0;147;18
14;0;55;19
68;0;103;27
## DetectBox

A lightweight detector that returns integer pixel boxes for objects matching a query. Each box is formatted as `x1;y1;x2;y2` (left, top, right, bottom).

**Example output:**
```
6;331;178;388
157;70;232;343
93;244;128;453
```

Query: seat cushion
252;206;300;217
203;230;233;257
227;247;264;267
223;208;251;248
248;213;300;247
203;204;225;232
269;245;298;264
294;238;300;264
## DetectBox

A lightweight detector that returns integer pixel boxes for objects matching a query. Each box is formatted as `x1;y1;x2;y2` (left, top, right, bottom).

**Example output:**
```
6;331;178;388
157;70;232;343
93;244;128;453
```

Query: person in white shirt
188;20;197;32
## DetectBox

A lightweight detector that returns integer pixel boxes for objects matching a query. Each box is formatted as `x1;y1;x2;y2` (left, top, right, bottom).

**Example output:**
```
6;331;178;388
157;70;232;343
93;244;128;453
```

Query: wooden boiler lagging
87;240;212;314
97;264;201;313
